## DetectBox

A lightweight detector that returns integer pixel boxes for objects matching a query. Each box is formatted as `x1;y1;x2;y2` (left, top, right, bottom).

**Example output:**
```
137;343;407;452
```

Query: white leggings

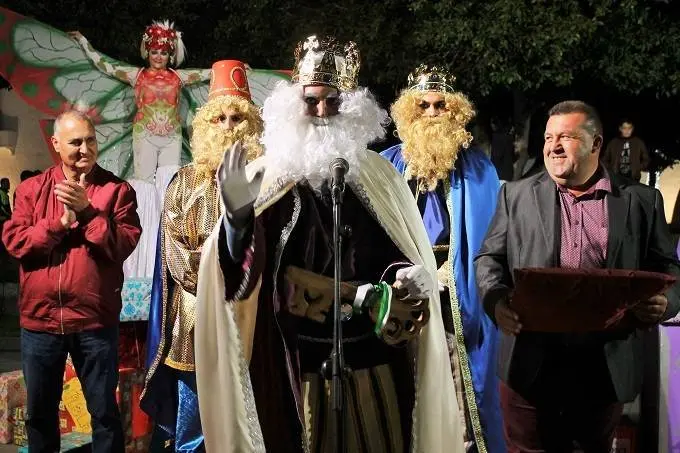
133;132;182;183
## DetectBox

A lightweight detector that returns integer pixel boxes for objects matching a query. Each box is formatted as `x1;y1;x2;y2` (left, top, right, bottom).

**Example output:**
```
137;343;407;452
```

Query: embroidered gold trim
254;178;297;217
163;357;196;372
230;66;250;93
269;187;311;453
444;178;487;453
230;294;265;451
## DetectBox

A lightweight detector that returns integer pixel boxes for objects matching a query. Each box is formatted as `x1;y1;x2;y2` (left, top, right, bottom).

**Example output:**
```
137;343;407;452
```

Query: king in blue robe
381;64;505;453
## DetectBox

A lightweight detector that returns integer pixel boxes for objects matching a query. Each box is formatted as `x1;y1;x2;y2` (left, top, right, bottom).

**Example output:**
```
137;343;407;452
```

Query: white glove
438;280;446;293
216;141;264;225
394;265;433;300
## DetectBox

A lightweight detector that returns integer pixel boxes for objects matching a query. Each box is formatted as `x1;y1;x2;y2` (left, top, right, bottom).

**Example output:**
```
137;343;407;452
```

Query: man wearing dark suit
474;100;680;453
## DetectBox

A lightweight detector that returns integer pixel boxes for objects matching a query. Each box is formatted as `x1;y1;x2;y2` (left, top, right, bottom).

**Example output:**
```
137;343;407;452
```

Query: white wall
0;88;54;203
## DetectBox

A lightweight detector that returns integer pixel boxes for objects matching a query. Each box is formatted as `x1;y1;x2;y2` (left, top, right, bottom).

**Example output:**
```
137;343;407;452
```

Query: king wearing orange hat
140;60;263;452
192;60;264;174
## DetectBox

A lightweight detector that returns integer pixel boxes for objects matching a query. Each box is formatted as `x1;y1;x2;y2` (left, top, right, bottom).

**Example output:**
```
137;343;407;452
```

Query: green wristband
373;282;392;336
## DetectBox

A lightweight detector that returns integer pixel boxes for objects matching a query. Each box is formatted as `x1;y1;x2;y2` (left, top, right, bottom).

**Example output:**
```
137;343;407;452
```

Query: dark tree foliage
3;0;679;140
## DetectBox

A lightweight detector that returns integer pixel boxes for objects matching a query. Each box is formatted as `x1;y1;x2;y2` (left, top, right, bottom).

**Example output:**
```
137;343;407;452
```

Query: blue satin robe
381;144;506;453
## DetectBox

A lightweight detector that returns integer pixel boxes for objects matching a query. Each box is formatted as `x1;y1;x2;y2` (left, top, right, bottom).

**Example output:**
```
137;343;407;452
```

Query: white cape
194;151;464;453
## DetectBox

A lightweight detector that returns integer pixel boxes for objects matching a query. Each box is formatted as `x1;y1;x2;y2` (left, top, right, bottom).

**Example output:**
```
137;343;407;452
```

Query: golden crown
292;35;360;91
407;64;456;93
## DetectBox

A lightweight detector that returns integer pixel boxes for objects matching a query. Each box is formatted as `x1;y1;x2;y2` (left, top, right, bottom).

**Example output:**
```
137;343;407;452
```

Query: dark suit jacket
474;171;680;403
602;136;649;181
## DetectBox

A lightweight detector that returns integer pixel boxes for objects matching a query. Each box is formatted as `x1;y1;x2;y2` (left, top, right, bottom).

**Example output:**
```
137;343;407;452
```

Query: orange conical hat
208;60;251;101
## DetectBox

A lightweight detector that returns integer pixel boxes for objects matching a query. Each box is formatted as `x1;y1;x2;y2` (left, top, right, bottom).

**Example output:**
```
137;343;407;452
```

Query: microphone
330;158;349;194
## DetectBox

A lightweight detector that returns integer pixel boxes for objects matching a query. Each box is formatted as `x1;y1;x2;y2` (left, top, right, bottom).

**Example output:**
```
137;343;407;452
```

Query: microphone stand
326;164;347;453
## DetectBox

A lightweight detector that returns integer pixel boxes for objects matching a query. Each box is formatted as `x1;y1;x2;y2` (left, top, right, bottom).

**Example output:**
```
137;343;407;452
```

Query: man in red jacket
2;110;142;453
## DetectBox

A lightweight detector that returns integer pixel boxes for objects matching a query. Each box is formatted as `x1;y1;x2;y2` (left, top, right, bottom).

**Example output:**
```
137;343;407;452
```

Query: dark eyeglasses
304;96;341;107
418;100;447;110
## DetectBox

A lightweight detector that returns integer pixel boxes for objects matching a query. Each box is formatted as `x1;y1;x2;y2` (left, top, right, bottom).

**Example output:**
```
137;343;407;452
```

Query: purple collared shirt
557;170;611;269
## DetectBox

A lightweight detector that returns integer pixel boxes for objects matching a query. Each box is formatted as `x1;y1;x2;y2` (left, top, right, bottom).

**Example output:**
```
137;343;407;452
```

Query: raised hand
216;141;264;226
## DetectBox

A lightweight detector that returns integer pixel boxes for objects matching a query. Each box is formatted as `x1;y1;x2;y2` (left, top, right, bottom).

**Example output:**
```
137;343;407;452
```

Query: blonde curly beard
391;90;475;192
190;95;264;177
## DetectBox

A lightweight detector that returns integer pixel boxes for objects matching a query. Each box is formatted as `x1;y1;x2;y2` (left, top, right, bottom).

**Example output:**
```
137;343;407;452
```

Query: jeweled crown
292;35;360;91
407;64;456;93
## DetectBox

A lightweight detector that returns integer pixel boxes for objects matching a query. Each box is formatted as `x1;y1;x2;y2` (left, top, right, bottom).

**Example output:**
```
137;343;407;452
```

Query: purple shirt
557;170;611;269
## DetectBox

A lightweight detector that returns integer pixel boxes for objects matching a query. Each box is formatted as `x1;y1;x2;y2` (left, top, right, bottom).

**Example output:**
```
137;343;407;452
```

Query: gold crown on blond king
292;35;360;91
407;64;456;93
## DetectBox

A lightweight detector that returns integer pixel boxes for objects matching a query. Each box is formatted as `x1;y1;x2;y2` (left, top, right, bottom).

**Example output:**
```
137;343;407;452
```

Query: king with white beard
194;36;465;453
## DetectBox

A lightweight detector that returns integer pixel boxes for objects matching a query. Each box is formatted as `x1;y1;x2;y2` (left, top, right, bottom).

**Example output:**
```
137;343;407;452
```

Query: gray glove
217;141;264;227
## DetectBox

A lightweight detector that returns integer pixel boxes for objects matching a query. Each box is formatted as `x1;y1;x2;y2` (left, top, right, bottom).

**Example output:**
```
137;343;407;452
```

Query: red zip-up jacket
2;164;142;334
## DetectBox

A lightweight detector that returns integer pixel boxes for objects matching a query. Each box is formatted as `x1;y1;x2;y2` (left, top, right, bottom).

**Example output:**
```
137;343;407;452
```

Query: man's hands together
55;173;90;229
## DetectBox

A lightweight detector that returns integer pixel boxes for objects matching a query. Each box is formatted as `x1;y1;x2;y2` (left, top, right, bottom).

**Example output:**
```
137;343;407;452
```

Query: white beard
260;82;389;187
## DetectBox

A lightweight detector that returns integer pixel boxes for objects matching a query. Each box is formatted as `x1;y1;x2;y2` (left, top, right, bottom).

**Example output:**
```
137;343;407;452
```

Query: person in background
13;171;38;205
70;22;209;185
0;178;11;225
602;119;649;182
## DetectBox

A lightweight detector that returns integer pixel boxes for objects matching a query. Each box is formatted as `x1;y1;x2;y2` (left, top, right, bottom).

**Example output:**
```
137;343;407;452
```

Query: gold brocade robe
153;165;222;372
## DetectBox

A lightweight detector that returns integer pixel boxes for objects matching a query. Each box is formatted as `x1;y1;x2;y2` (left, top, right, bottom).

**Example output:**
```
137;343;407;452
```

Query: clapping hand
60;205;76;229
55;173;90;228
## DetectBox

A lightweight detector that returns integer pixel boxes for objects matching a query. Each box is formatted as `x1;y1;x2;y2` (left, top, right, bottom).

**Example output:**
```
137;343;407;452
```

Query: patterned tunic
161;166;222;370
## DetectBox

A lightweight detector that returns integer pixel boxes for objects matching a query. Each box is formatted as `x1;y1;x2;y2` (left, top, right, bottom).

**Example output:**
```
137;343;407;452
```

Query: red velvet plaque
510;267;677;332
